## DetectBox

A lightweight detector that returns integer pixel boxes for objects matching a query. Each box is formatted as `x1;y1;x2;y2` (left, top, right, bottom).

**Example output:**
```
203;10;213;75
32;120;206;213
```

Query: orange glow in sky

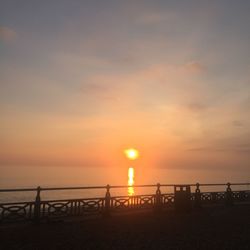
0;1;249;176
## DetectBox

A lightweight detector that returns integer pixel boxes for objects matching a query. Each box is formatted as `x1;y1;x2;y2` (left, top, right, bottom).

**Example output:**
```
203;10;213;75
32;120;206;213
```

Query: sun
124;148;139;160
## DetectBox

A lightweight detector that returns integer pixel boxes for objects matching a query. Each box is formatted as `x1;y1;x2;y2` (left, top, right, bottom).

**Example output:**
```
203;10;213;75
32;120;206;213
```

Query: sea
0;166;249;203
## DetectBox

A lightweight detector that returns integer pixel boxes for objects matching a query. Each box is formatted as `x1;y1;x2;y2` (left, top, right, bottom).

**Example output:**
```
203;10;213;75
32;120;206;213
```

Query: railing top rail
198;183;250;186
110;184;156;188
0;186;107;192
0;188;37;192
42;185;107;191
0;182;249;192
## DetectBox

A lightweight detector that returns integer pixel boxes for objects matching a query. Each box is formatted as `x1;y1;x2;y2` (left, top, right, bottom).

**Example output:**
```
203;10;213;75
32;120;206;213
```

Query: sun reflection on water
128;167;135;196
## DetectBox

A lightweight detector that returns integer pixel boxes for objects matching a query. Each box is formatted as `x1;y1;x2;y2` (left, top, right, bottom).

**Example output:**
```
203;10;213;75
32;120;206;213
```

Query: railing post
104;184;111;217
239;191;246;202
194;183;201;208
211;192;217;203
225;182;233;206
34;186;41;223
155;183;162;210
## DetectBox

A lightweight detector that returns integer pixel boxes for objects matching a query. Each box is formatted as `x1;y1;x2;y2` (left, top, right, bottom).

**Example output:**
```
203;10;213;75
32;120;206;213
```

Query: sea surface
0;166;249;203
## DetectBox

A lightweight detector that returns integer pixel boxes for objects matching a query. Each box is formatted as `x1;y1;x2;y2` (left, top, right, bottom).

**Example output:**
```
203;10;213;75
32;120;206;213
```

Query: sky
0;0;250;170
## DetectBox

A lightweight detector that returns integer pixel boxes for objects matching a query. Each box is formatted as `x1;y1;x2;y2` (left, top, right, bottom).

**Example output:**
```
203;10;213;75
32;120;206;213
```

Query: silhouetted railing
0;183;250;223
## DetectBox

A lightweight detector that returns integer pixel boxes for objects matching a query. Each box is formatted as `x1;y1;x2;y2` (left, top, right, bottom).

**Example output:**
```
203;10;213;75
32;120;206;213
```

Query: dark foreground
1;205;250;250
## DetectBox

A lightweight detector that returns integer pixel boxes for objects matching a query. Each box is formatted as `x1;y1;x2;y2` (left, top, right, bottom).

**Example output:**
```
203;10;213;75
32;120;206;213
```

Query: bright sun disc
124;148;139;160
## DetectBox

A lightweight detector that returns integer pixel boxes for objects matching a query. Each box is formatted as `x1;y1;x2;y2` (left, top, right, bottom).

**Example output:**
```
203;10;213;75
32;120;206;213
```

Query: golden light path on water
124;148;138;196
128;167;135;196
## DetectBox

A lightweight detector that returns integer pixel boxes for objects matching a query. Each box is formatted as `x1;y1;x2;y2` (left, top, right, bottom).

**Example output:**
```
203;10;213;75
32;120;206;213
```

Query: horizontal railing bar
0;188;37;192
110;184;157;188
195;183;226;186
160;184;196;187
41;186;107;191
41;197;105;203
0;183;250;193
110;193;158;198
44;184;158;190
200;190;250;194
161;183;250;187
197;183;250;186
0;201;35;205
228;183;250;186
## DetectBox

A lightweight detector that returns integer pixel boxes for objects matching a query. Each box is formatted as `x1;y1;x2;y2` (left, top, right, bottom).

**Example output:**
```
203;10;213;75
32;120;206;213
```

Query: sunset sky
0;1;249;170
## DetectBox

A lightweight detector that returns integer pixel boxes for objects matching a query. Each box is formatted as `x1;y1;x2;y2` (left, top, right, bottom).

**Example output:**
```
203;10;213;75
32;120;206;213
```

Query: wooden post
34;186;41;223
104;184;111;217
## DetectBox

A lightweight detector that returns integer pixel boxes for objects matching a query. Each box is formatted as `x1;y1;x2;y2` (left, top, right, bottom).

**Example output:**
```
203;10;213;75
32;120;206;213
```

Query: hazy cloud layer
0;1;250;170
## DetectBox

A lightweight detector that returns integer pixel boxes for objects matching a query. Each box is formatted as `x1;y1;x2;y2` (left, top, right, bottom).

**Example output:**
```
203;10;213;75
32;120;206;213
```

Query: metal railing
0;182;250;223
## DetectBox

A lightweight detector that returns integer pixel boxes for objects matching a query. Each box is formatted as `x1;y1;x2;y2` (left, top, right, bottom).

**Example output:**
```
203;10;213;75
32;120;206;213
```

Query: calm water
0;166;249;203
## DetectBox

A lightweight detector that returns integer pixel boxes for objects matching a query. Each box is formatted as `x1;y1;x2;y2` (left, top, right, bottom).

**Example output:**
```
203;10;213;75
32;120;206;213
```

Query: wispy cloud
79;61;207;106
0;26;16;42
186;134;250;153
136;11;171;25
232;120;244;127
186;102;208;112
184;61;205;74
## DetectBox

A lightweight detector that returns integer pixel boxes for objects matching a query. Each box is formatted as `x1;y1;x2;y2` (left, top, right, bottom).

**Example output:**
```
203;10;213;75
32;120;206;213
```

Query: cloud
77;61;208;112
187;102;207;112
81;83;110;94
186;134;250;154
184;61;205;73
80;83;119;102
0;26;17;42
232;120;244;127
186;146;212;152
136;12;170;25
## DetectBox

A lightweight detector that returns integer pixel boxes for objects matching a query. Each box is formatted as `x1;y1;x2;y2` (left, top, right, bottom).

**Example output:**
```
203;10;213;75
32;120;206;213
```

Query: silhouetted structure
0;182;250;223
174;185;191;212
